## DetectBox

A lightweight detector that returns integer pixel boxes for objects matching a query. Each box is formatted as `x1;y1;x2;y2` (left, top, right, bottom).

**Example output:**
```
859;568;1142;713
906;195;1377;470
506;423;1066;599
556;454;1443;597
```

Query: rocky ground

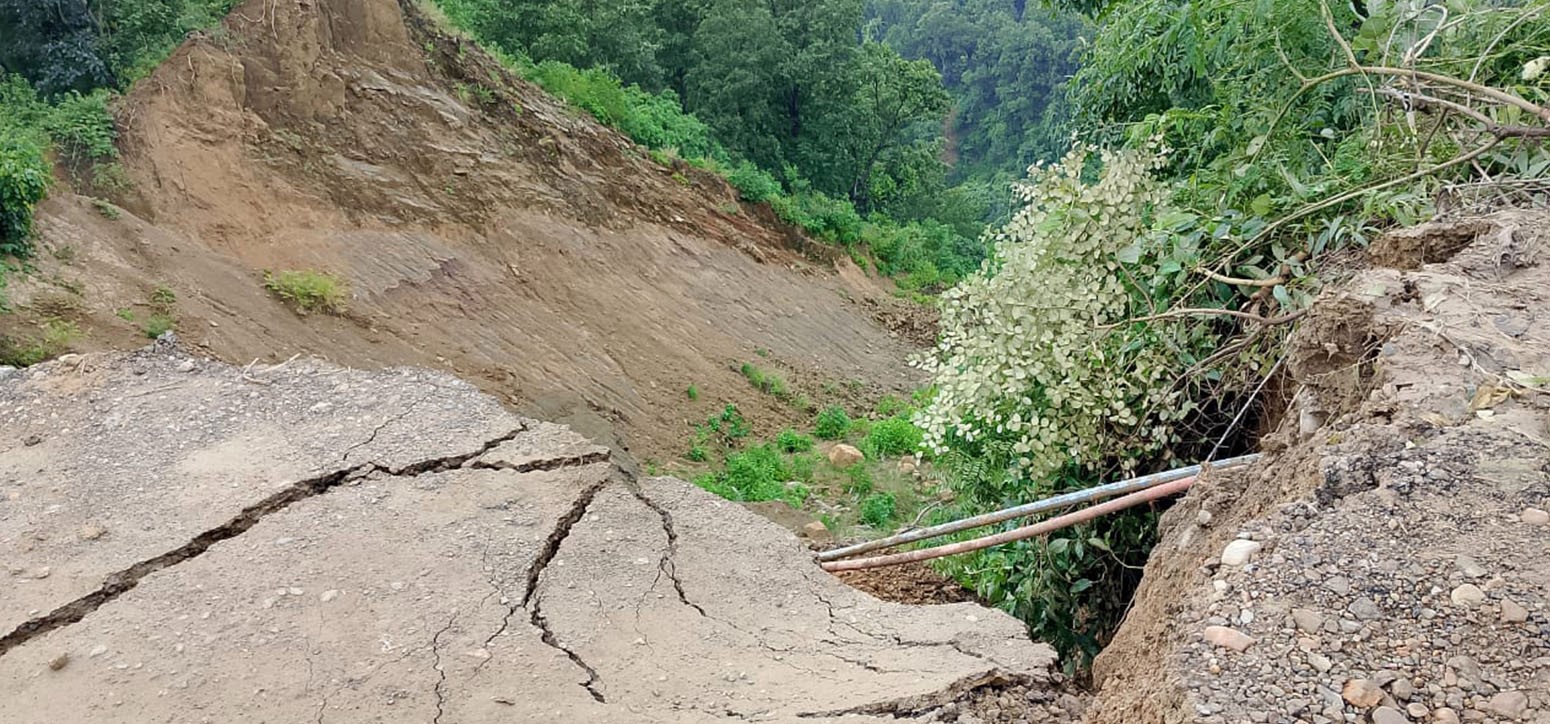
1090;212;1550;723
0;341;1061;723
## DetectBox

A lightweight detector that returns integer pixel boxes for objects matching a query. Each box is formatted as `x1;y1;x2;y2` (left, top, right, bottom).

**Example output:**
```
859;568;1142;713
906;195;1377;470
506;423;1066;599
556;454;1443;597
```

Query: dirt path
0;344;1058;722
1088;212;1550;723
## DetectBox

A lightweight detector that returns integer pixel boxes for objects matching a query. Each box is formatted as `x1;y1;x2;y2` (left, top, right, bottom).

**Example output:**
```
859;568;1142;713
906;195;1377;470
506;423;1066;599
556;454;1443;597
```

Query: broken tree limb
816;454;1261;563
820;477;1198;572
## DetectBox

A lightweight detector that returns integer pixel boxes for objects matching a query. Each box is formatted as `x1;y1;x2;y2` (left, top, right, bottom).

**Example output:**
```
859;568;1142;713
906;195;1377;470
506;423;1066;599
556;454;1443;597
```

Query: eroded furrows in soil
0;427;626;659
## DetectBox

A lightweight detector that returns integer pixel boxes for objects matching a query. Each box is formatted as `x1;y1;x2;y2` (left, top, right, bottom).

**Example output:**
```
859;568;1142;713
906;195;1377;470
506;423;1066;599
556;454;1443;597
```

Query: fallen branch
1101;307;1308;329
821;477;1198;572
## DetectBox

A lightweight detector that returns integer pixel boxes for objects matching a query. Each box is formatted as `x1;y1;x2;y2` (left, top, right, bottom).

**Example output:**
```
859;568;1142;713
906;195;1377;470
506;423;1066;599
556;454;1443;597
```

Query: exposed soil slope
1088;211;1550;723
4;0;917;459
0;344;1057;723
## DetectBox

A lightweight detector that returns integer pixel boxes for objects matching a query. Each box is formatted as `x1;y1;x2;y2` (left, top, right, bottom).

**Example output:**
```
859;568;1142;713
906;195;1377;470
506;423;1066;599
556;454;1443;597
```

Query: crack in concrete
0;427;531;658
467;449;611;475
626;483;706;617
794;669;1032;719
430;614;458;724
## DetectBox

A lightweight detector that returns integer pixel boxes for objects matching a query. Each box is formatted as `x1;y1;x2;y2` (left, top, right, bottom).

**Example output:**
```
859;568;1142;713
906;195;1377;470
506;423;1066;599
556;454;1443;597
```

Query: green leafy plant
263;270;348;314
775;428;815;453
814;405;851;440
740;362;789;399
685;384;699;400
0;319;80;367
142;314;174;339
859;491;897;528
0;130;50;256
863;416;923;458
690;444;805;507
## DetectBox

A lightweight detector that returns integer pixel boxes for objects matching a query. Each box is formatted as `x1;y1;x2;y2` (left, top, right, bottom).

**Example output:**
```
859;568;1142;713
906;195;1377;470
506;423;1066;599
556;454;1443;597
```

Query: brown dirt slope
2;0;916;459
0;345;1057;723
1088;211;1550;722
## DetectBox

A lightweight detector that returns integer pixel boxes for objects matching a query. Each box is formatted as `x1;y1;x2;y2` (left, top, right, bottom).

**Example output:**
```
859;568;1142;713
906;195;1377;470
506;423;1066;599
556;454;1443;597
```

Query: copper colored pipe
820;476;1196;572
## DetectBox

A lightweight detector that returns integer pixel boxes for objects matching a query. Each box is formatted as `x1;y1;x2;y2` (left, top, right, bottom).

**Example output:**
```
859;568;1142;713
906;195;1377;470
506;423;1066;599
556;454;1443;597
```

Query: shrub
691;444;805;507
0;130;50;256
142;314;174;339
45;91;117;164
726;161;781;203
859;492;897;528
740;362;788;399
776;428;815;453
263;270;348;314
843;464;873;495
685;384;699;401
814;405;851;440
864;416;923;458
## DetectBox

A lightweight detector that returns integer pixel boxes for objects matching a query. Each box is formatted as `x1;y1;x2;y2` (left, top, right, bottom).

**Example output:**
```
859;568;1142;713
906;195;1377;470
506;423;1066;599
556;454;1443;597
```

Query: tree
0;0;114;96
824;42;951;208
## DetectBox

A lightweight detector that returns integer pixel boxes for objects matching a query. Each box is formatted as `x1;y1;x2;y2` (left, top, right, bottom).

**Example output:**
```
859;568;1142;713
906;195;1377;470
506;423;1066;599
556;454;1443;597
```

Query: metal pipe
820;477;1196;572
816;453;1260;562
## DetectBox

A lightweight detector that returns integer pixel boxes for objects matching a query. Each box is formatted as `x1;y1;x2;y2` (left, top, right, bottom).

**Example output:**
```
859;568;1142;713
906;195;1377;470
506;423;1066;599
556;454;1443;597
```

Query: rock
801;521;830;540
0;365;16;380
319;590;340;603
1292;608;1325;633
77;524;106;541
1308;652;1333;673
1203;625;1255;652
1406;703;1429;718
1450;584;1486;608
1499;598;1528;623
1391;679;1413;700
88;645;107;658
1521;508;1549;526
1196;508;1213;526
1371;706;1407;724
827;444;864;468
1433;708;1461;724
1455;555;1487;578
22;434;41;447
48;653;69;672
897;459;917;475
1349;596;1383;621
1342;678;1383;709
1486;691;1528;719
1220;539;1262;566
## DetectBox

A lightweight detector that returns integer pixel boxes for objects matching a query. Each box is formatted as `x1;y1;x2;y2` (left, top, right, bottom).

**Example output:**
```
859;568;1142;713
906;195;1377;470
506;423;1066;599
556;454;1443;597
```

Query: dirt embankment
2;0;920;460
1089;212;1550;723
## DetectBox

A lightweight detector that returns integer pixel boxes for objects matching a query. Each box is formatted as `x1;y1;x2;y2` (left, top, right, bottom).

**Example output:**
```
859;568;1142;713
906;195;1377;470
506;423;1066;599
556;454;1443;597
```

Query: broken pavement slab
0;346;1057;722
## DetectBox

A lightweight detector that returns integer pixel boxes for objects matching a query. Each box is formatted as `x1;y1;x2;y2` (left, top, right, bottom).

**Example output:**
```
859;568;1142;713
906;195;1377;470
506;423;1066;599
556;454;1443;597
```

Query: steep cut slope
5;0;916;458
1087;212;1550;722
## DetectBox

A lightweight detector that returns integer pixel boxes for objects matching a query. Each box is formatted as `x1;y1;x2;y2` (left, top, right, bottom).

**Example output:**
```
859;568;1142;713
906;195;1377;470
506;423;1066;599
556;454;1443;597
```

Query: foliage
776;428;815;453
858;491;897;528
813;405;852;440
685;384;699;400
142;313;174;338
525;60;724;161
263;270;348;315
0;130;51;256
0;318;81;366
725;161;781;203
692;443;807;507
739;361;789;399
863;415;923;458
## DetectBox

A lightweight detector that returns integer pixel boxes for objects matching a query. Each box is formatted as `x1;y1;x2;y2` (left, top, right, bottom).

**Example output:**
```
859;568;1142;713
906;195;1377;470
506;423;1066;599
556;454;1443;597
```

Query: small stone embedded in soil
827;444;864;468
1342;678;1383;709
801;521;829;539
1487;691;1529;719
319;590;340;603
1371;706;1407;724
1499;597;1528;623
1407;703;1429;718
1220;539;1262;566
1521;507;1549;526
77;524;106;541
48;653;69;671
1348;596;1382;621
1203;625;1255;652
1292;608;1325;633
1449;583;1486;608
1455;555;1486;578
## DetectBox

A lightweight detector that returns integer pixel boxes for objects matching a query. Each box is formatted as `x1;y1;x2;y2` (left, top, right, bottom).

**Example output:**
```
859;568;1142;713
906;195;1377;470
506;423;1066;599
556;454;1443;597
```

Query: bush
770;190;864;244
776;428;814;453
0;131;51;256
864;416;923;458
690;444;805;508
726;161;781;203
526;60;723;161
814;405;851;440
142;313;174;339
740;362;788;399
859;492;897;528
45;91;117;164
263;270;348;314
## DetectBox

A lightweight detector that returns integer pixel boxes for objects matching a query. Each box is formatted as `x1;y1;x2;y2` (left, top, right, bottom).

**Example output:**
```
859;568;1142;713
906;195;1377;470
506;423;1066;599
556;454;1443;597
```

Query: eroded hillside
2;0;918;458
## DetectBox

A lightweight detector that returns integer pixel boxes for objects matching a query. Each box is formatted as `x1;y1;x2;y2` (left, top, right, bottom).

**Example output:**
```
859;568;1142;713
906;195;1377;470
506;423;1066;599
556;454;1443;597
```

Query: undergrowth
263;270;348;315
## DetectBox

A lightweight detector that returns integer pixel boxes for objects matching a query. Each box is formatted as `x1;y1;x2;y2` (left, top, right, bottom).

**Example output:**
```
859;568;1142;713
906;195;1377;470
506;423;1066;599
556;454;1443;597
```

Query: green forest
4;0;1549;669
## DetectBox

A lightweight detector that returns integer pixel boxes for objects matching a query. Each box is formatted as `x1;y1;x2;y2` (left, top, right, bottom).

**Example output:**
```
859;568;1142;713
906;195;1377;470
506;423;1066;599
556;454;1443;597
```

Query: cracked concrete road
0;344;1057;722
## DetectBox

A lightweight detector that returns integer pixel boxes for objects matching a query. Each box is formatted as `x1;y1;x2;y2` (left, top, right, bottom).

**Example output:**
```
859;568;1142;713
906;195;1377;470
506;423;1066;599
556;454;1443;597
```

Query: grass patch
142;314;175;339
776;428;815;453
0;319;80;367
691;444;808;508
263;270;347;314
740;361;789;399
